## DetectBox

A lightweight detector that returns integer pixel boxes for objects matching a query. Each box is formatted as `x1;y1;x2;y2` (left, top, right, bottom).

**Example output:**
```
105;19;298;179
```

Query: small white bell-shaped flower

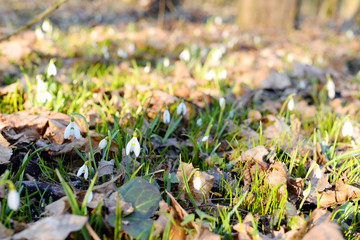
7;182;20;211
77;162;89;180
98;137;108;150
204;70;215;81
36;76;52;103
219;97;226;110
201;136;209;142
179;49;191;62
196;118;203;126
288;99;294;111
342;121;353;137
326;79;335;99
126;134;141;157
218;69;227;80
193;173;202;191
87;191;94;204
163;109;171;125
176;102;187;116
64;117;81;139
47;60;57;77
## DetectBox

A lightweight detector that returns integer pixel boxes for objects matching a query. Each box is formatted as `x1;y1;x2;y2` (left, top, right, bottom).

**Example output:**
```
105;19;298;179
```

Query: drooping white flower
218;69;227;80
179;49;191;62
77;163;89;180
163;109;171;125
303;182;311;197
126;136;141;157
163;57;170;68
342;121;354;137
288;99;294;111
201;136;209;142
7;182;19;211
98;138;108;150
35;26;44;40
102;46;110;60
42;19;53;33
176;102;187;116
193;173;202;191
144;64;151;73
117;48;128;59
204;70;216;81
47;60;57;77
196;118;203;126
326;79;335;99
64;117;81;139
36;76;52;103
214;16;223;25
219;97;226;110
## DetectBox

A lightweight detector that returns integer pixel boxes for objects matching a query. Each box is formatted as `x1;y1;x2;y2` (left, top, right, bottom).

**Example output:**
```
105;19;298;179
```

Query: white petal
7;189;20;211
219;97;226;109
196;118;202;126
163;110;171;124
84;167;89;180
64;123;72;139
176;103;182;115
73;124;81;139
201;136;209;142
48;62;57;77
99;139;108;150
77;165;86;177
193;176;202;191
288;99;294;111
315;167;321;179
126;138;133;155
87;191;93;203
133;137;141;157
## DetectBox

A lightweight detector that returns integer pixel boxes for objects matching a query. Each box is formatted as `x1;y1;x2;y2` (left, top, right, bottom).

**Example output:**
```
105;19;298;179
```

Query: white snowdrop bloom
326;79;335;99
163;109;171;125
196;118;203;126
303;182;311;197
287;99;294;111
314;164;321;179
128;43;136;54
126;136;141;157
87;191;93;204
102;46;110;60
342;121;353;137
219;97;226;110
201;136;209;142
98;138;108;150
64;117;81;139
176;102;187;116
42;19;52;33
193;174;202;191
298;80;306;89
7;183;19;211
144;65;151;73
210;48;223;64
200;48;208;58
77;163;89;180
346;30;354;40
204;70;216;81
163;57;170;68
179;49;191;62
351;140;357;150
214;16;223;25
36;77;52;103
117;48;128;59
47;60;57;77
35;26;44;40
218;69;227;80
286;53;294;63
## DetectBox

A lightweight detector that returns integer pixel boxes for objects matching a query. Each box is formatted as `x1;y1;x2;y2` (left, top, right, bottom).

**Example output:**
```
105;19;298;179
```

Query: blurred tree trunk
236;0;297;31
145;0;183;16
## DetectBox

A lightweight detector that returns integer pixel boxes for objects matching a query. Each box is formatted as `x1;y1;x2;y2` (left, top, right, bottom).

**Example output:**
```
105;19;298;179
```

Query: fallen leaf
10;214;87;240
0;133;12;164
302;222;344;240
98;159;115;178
260;70;291;90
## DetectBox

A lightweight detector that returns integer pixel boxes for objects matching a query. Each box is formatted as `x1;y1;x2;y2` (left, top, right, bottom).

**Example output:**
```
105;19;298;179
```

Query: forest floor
1;1;360;239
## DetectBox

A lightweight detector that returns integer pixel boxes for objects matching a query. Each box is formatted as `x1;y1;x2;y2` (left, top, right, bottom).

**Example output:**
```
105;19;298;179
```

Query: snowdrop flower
42;19;53;33
126;134;141;157
179;49;191;62
36;76;52;103
127;43;136;55
196;118;203;126
342;121;353;137
35;26;44;40
201;136;209;142
313;163;321;179
77;162;89;180
117;48;128;59
64;117;81;139
204;70;216;81
163;57;170;68
163;109;171;125
210;48;223;65
326;79;335;99
7;182;20;211
47;60;57;77
219;97;226;110
176;102;187;116
218;69;227;80
303;182;311;197
98;137;108;150
193;173;202;191
288;99;294;111
144;64;151;73
214;16;223;25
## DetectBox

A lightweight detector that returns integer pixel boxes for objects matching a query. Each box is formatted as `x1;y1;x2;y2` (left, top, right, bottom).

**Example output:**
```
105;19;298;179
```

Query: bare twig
85;222;101;240
0;0;68;42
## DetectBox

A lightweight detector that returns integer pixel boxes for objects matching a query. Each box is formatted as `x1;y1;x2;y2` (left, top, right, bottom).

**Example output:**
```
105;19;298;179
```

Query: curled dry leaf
43;196;69;217
265;161;289;198
260;70;291;90
98;159;115;178
105;192;134;216
302;222;344;240
176;162;214;206
10;214;88;240
0;133;12;164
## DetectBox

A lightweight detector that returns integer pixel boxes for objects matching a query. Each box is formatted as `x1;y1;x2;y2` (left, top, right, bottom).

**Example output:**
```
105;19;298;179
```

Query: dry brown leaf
260;70;291;90
98;159;115;178
104;192;134;216
0;222;14;239
10;214;88;240
43;196;69;217
266;162;289;198
302;222;344;240
0;133;12;164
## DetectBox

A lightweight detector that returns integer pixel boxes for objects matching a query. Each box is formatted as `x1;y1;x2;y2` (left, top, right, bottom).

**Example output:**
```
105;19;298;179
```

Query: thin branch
0;0;68;42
